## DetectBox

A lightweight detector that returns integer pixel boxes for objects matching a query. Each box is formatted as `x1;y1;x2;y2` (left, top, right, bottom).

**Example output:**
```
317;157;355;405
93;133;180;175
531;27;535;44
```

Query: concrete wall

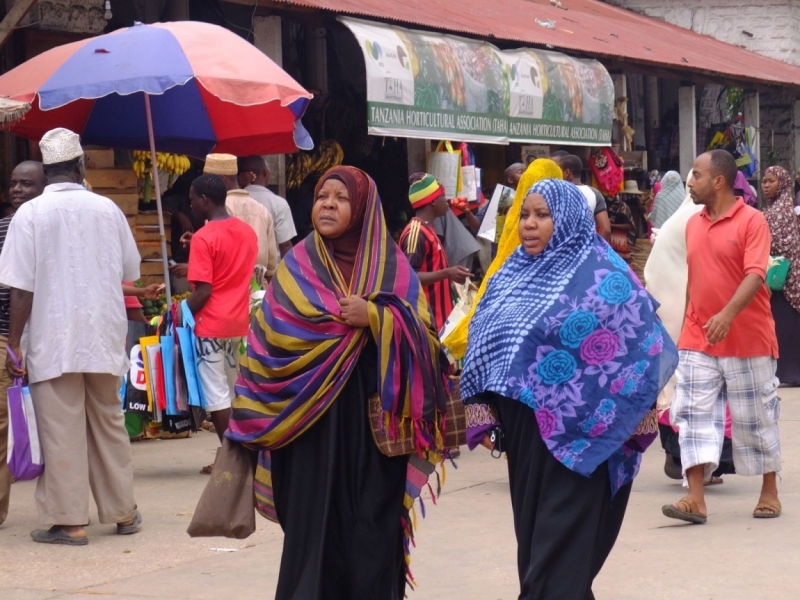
4;0;106;34
605;0;800;169
604;0;800;67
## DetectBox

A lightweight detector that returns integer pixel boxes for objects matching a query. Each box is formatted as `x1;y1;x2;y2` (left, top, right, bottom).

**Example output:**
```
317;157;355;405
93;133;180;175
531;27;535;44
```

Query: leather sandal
753;498;781;519
661;496;707;524
31;526;89;546
117;510;143;535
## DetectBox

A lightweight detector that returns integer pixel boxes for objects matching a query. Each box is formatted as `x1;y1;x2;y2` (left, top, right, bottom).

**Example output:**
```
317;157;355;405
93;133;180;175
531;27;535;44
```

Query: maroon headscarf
313;166;370;284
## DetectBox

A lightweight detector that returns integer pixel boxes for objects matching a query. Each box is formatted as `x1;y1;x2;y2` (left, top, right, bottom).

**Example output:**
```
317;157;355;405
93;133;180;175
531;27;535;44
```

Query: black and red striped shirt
399;218;454;334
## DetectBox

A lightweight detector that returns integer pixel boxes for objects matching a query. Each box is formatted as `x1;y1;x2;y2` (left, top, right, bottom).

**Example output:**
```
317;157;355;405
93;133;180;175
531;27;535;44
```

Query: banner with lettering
341;18;614;146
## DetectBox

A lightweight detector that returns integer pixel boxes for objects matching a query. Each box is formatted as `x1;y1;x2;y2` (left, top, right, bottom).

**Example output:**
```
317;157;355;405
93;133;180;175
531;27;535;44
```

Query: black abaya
271;350;409;600
487;394;631;600
771;290;800;386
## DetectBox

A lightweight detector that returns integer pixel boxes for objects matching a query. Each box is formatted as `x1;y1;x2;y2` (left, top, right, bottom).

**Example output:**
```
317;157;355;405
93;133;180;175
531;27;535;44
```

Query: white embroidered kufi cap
39;128;83;165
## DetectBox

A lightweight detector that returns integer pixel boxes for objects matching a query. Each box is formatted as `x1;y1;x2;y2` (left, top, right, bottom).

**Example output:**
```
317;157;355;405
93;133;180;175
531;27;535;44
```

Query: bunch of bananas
132;150;191;179
287;140;345;189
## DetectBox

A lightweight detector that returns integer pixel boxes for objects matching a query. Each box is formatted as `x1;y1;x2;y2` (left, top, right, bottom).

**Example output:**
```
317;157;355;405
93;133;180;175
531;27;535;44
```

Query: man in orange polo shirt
662;150;781;525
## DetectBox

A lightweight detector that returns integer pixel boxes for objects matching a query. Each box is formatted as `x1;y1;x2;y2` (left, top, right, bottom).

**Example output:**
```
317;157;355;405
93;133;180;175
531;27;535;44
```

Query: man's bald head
505;163;525;189
238;155;270;187
9;161;46;209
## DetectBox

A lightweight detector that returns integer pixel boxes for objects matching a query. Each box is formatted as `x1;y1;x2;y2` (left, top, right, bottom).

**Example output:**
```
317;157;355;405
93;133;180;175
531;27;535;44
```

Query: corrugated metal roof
265;0;800;90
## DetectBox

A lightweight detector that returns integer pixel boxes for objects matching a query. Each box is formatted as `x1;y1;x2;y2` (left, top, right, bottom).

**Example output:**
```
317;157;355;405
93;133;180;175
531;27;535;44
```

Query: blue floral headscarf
461;179;678;495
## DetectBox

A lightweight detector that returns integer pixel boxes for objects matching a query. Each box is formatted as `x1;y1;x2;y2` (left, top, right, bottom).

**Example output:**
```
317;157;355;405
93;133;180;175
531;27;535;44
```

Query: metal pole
144;94;172;302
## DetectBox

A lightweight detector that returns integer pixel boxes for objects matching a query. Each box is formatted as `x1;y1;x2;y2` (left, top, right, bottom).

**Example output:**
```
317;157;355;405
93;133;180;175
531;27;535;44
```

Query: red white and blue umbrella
0;20;313;156
0;20;314;299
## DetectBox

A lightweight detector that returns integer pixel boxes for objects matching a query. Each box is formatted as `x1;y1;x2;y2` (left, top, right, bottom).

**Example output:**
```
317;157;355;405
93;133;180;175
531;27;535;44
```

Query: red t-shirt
679;199;778;359
188;217;258;338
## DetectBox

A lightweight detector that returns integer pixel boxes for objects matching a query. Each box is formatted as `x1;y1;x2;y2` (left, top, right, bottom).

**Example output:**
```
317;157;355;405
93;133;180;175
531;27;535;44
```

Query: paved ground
2;389;800;600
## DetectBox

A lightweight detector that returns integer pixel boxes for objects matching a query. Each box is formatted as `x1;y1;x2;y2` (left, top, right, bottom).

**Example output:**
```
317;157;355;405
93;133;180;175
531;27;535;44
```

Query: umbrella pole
144;94;172;303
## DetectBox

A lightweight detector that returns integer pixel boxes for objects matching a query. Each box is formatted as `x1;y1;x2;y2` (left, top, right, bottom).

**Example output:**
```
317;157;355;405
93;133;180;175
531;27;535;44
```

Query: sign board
342;17;614;146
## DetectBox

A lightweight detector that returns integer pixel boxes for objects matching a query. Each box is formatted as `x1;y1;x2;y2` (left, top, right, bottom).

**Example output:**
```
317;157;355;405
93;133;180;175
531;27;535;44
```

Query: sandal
31;526;89;546
200;463;214;475
704;476;724;486
661;496;707;524
753;497;781;519
117;510;143;535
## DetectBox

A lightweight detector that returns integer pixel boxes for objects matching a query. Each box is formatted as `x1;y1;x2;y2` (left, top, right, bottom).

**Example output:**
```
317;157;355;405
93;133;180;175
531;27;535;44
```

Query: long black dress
485;393;631;600
270;348;410;600
771;290;800;386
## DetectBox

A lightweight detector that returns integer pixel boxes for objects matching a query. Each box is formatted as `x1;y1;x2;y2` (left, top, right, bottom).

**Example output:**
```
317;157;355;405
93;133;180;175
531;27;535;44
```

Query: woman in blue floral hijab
461;178;678;599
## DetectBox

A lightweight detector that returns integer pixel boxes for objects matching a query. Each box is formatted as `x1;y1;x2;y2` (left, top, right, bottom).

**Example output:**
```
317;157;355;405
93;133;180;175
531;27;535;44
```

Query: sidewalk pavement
2;389;799;600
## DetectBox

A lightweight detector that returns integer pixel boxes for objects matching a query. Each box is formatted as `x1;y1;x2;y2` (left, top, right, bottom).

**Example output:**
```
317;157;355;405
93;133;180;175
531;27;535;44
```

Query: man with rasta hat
399;174;471;334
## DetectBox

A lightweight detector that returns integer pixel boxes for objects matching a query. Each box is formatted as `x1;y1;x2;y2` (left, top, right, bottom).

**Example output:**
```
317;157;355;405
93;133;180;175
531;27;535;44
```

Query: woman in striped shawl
227;166;449;599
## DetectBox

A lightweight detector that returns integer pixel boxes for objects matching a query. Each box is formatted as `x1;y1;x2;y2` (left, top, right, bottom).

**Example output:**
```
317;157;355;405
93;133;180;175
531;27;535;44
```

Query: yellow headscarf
443;158;563;360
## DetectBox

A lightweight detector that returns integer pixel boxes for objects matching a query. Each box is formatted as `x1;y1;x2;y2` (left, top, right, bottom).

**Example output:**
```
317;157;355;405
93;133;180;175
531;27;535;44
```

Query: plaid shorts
671;351;781;479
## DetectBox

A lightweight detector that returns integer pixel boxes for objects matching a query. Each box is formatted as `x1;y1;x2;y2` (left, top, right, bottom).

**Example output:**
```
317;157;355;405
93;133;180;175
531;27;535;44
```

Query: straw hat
204;153;238;176
40;128;83;165
623;180;644;195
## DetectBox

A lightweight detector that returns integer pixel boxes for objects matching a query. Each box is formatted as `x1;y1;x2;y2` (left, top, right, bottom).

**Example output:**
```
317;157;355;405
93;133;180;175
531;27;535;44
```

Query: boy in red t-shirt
185;174;257;464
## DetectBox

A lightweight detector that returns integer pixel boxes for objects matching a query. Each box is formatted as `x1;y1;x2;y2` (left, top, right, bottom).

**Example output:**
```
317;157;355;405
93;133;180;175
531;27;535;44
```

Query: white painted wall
603;0;800;67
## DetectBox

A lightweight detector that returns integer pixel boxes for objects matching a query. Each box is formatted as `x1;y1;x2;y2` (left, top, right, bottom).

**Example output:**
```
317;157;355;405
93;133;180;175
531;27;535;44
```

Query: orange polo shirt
679;198;778;359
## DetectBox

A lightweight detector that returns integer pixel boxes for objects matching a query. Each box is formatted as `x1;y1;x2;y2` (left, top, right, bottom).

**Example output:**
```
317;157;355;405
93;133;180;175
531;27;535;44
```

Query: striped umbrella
0;20;314;298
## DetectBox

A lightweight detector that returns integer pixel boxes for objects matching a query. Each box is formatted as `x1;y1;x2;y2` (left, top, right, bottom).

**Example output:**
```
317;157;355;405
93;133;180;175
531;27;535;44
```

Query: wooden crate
137;211;172;226
135;226;170;243
140;260;168;276
101;191;139;216
137;241;171;260
85;168;137;190
84;148;115;170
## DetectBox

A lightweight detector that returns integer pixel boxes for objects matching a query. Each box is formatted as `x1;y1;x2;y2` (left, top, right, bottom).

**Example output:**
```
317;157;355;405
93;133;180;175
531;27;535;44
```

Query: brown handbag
187;438;258;539
368;376;466;457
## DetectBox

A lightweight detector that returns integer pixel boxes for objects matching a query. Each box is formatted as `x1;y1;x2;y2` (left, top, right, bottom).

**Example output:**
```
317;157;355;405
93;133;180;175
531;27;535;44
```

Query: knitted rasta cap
408;174;444;208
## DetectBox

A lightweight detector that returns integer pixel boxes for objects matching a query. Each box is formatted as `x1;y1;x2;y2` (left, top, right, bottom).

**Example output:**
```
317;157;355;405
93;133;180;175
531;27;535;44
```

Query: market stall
0;21;313;439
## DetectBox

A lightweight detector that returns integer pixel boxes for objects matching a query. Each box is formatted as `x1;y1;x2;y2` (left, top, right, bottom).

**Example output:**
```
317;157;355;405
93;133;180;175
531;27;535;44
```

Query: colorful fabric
680;199;778;359
443;159;563;360
460;179;678;496
227;167;447;450
763;166;800;313
399;218;454;334
228;166;448;585
187;217;258;338
650;171;684;228
408;173;444;208
734;171;758;207
671;351;781;480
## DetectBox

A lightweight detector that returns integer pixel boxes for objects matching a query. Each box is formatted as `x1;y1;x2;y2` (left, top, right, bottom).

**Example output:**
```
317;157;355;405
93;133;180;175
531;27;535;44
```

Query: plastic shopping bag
427;141;462;199
177;299;205;409
7;349;44;481
439;282;478;364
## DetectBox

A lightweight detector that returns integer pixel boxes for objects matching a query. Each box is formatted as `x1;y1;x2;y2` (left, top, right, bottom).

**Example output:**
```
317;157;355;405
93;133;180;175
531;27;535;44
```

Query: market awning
241;0;800;92
342;18;613;146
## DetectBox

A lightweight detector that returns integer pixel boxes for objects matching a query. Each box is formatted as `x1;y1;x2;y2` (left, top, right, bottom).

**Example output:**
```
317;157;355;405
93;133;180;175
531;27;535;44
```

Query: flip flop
31;526;89;546
704;476;724;486
200;463;214;475
662;497;707;524
117;510;143;535
753;498;781;519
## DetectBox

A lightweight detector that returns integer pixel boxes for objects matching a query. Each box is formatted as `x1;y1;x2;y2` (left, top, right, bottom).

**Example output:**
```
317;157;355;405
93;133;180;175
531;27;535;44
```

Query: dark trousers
492;395;631;600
